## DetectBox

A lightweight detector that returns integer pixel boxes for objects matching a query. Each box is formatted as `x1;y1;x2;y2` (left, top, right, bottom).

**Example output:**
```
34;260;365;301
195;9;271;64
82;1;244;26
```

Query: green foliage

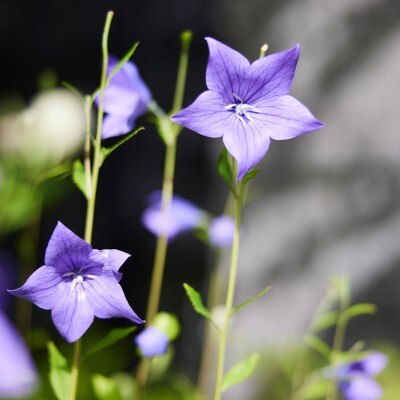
92;374;124;400
47;341;71;400
217;148;233;185
221;353;260;392
341;303;376;323
72;159;89;199
304;334;331;361
231;286;271;315
153;312;180;341
311;310;339;332
242;168;259;185
106;42;140;84
183;283;217;328
300;379;329;399
83;326;136;358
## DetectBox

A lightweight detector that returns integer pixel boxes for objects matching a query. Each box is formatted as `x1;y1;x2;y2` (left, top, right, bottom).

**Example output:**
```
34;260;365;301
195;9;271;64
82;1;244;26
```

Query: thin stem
69;11;114;400
213;182;244;400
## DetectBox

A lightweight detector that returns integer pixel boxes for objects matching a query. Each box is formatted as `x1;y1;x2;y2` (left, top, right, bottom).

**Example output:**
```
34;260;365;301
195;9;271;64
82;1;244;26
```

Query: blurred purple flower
209;215;235;248
97;55;151;139
135;326;169;358
0;310;38;398
141;192;204;241
171;38;324;180
9;222;144;343
337;352;387;400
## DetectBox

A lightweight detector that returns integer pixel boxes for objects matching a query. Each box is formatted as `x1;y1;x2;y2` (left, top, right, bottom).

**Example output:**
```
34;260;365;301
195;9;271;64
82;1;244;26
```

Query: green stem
69;11;114;400
213;182;244;400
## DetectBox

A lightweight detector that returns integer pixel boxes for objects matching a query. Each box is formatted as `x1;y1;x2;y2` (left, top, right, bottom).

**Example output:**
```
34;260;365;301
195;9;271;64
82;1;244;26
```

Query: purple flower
0;310;38;398
141;192;205;241
8;222;144;343
97;56;151;139
209;215;235;248
135;326;169;358
171;38;324;180
337;352;387;400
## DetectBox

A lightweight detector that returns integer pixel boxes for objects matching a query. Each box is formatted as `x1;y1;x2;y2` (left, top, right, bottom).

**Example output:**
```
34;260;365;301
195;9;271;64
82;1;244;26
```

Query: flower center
225;93;260;123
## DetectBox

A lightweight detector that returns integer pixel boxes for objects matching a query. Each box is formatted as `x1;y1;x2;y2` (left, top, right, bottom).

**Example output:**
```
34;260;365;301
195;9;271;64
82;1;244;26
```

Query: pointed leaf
217;148;233;185
312;310;339;332
221;353;260;392
101;127;144;164
72;160;89;199
341;303;377;323
304;334;331;360
231;286;271;315
183;283;216;328
83;327;136;358
92;374;124;400
107;42;140;84
47;341;71;400
61;81;84;100
242;168;260;185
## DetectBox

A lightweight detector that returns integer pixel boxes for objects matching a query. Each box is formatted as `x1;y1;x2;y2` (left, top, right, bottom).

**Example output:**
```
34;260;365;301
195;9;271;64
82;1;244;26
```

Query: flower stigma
225;93;260;123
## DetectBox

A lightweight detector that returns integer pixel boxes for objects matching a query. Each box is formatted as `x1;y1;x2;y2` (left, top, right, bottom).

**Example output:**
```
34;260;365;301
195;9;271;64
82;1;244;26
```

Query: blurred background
0;0;399;399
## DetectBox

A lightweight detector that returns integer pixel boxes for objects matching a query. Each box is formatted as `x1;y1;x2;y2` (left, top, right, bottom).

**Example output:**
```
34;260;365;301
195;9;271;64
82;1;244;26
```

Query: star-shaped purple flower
337;352;387;400
8;222;144;343
97;56;151;139
171;38;324;179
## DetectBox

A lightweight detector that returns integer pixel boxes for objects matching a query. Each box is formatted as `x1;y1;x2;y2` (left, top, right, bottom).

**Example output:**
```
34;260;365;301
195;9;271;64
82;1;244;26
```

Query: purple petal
209;215;235;248
252;95;324;140
171;91;230;138
346;353;388;377
141;192;204;240
245;45;300;103
8;266;64;310
135;326;169;358
222;119;271;180
45;222;92;274
89;249;130;282
0;311;38;397
340;377;382;400
205;37;250;104
51;281;94;342
102;113;135;139
84;270;143;325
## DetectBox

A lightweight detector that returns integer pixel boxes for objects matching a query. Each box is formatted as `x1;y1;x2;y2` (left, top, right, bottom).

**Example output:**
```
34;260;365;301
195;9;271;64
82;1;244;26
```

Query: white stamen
225;95;260;124
61;272;75;278
76;275;84;283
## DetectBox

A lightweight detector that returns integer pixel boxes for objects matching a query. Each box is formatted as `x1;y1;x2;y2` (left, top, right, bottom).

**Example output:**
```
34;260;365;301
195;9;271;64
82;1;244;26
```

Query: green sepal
242;168;260;185
153;312;180;341
100;127;144;165
221;353;260;392
304;334;331;361
83;326;136;358
47;341;71;400
72;160;90;199
217;148;233;185
183;283;217;329
92;374;124;400
231;286;271;315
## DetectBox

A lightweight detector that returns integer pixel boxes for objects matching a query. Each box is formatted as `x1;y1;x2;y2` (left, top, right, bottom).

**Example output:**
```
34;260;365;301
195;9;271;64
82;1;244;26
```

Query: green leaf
107;42;140;84
153;312;180;341
221;353;260;392
217;148;233;184
304;334;331;360
92;374;124;400
312;310;339;332
242;168;259;185
72;160;89;199
300;379;329;399
47;341;71;400
231;286;271;315
183;283;216;328
61;81;84;100
101;127;144;164
83;327;136;358
341;303;377;322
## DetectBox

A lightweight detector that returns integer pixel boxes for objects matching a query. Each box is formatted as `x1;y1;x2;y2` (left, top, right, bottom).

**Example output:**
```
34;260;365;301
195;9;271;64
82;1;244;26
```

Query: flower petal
245;45;300;103
102;113;135;139
171;90;234;138
51;281;94;342
340;377;382;400
45;222;92;274
89;249;131;282
209;215;235;248
0;311;38;398
346;353;388;377
84;271;143;325
252;95;324;140
141;192;204;240
135;326;169;358
205;37;250;103
8;266;63;310
222;119;271;180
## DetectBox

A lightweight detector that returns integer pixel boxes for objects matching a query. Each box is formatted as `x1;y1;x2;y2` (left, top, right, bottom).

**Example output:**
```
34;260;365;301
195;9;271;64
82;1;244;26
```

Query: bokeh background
1;0;399;399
